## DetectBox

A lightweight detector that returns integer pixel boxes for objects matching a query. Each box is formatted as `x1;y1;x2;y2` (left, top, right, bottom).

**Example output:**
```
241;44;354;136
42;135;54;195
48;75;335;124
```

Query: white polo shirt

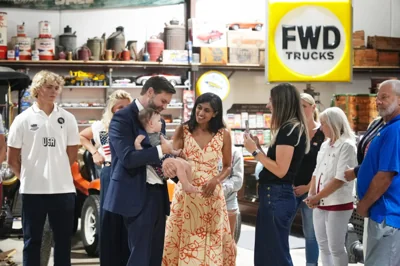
7;103;80;194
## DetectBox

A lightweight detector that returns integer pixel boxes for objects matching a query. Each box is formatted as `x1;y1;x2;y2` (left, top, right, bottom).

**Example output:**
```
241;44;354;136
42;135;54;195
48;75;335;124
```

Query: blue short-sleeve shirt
358;115;400;228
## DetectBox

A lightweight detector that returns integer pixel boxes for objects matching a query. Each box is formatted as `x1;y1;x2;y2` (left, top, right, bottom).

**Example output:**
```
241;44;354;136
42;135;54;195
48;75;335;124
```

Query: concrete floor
0;221;364;266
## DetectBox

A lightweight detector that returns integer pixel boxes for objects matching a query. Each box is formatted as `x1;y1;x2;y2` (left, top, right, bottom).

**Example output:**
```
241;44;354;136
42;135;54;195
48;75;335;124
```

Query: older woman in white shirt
305;107;357;266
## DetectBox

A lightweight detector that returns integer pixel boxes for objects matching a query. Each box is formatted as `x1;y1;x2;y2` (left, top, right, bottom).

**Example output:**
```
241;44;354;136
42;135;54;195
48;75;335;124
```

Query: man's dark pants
21;193;75;266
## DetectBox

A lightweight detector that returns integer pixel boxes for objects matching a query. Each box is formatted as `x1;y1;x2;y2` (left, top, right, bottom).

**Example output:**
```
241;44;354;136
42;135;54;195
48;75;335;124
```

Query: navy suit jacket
103;101;170;217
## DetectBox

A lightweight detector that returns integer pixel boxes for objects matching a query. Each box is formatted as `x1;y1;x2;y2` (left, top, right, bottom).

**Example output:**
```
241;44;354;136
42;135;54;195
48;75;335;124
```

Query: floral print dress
162;126;237;266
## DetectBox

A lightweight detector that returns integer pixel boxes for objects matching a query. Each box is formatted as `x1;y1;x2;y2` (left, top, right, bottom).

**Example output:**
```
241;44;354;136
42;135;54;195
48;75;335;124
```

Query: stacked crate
353;30;378;66
332;94;379;132
353;30;400;67
367;36;400;66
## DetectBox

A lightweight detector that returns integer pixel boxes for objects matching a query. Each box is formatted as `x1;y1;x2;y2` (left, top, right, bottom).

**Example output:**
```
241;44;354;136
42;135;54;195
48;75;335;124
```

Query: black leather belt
146;183;164;189
103;162;111;167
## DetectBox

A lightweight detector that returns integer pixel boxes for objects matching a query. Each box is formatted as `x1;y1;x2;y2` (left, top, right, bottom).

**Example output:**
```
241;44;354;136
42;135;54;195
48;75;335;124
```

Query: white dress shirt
135;99;164;185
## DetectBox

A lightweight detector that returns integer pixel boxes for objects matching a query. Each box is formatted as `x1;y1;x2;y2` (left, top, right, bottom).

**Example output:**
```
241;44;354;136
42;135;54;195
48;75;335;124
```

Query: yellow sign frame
196;70;231;101
266;0;353;82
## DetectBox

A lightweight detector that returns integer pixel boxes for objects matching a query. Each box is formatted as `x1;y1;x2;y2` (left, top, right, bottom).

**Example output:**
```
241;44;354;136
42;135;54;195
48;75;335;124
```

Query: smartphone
245;120;249;133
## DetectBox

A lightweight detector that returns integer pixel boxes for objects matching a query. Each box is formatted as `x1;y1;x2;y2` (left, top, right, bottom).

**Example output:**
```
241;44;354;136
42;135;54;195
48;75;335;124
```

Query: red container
146;36;164;62
0;46;7;59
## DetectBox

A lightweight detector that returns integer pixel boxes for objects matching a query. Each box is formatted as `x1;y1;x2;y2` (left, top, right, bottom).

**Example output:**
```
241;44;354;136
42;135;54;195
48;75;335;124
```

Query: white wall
2;0;400;111
196;0;400;112
2;5;185;52
195;0;400;37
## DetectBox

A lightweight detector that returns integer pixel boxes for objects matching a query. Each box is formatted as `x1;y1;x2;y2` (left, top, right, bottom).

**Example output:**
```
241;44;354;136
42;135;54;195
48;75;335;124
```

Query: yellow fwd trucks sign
266;0;352;82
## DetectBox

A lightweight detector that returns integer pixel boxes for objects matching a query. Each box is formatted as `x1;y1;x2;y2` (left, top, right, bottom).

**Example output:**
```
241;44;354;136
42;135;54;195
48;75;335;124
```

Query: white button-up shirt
312;136;357;206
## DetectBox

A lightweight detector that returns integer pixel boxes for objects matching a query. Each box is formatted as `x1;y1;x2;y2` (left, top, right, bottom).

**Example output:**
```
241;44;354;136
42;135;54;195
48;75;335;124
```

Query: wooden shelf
0;60;191;69
1;60;399;73
197;64;400;73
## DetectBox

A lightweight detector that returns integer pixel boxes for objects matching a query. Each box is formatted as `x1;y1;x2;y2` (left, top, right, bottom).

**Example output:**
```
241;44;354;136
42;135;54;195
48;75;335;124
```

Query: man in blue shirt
357;79;400;266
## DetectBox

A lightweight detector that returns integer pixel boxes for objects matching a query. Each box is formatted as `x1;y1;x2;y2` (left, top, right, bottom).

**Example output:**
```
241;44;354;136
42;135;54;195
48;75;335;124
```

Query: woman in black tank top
291;93;325;266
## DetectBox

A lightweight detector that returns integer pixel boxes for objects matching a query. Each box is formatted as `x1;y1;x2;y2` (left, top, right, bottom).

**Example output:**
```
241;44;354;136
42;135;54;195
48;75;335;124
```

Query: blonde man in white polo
7;70;80;266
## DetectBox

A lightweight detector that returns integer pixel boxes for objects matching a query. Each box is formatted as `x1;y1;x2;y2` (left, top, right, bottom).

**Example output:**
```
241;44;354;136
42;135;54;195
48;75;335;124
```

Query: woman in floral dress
162;92;236;266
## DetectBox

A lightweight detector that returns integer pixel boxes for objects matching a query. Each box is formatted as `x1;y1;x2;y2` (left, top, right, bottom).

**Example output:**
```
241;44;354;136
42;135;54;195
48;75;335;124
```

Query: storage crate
353;49;378;66
367;36;400;51
377;51;399;66
332;94;379;132
353;30;365;49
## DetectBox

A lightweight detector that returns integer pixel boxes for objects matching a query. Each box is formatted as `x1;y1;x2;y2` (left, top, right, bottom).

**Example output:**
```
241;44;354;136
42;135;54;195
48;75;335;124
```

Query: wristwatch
252;149;261;157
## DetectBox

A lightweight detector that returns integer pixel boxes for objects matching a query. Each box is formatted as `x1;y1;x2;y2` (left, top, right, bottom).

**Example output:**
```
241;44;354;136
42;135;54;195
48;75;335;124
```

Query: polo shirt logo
30;124;39;131
43;137;56;147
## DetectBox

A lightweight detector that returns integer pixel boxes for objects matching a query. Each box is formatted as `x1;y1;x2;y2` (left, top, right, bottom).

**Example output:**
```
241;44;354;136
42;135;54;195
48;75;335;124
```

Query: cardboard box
188;18;227;47
200;47;228;64
229;48;259;64
162;50;188;64
227;30;265;49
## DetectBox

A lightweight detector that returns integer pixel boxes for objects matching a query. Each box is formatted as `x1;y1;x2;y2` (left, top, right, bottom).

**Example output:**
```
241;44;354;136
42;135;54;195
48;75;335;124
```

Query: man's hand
294;185;309;197
344;167;356;182
356;201;369;218
160;135;173;155
162;159;177;179
134;135;146;150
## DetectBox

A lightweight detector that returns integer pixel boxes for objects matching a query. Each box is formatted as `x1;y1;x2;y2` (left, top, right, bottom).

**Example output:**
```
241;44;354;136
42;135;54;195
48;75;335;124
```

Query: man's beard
148;97;164;112
378;99;398;117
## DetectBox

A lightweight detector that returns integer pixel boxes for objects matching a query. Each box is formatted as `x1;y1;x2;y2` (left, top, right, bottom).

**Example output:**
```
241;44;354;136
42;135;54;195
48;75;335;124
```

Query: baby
135;107;199;193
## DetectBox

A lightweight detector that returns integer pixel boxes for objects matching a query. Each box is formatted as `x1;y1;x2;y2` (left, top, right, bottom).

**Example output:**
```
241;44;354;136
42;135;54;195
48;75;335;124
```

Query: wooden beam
184;0;196;41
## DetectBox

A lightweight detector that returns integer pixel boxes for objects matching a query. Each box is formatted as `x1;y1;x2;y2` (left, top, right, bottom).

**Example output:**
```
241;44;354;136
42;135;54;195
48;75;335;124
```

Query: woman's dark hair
270;83;304;131
270;83;310;153
185;92;225;134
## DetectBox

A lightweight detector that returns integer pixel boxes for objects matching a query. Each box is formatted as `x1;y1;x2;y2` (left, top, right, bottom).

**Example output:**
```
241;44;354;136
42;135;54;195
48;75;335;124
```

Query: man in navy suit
102;76;176;266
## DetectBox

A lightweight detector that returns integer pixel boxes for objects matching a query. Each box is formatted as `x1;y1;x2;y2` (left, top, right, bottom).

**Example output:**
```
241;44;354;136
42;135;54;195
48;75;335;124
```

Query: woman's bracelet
92;150;99;156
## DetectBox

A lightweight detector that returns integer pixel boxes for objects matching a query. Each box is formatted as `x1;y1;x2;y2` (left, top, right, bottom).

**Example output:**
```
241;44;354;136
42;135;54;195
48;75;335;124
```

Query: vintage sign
0;0;183;10
266;0;352;82
196;71;230;101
